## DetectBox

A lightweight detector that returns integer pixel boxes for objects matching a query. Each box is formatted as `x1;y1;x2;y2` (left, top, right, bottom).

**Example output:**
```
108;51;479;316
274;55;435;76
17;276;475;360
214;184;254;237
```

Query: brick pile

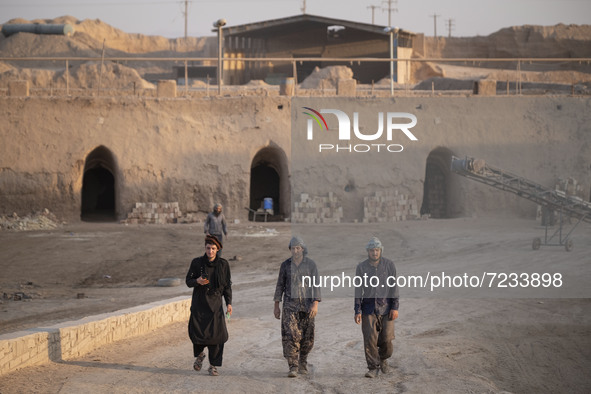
121;202;182;224
363;190;420;223
292;192;343;223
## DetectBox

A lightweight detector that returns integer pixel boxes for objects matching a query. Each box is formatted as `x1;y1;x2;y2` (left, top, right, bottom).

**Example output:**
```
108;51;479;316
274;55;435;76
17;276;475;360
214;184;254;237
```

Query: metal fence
1;56;590;97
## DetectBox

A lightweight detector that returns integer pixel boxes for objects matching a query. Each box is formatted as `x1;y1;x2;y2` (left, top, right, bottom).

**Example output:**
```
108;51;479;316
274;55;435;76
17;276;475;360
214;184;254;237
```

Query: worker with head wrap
354;236;399;378
273;236;321;378
204;203;228;255
186;234;232;376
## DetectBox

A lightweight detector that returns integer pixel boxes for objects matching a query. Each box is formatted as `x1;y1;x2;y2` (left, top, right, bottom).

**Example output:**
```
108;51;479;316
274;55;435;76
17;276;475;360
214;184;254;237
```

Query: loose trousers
193;343;225;367
361;313;395;370
282;310;315;368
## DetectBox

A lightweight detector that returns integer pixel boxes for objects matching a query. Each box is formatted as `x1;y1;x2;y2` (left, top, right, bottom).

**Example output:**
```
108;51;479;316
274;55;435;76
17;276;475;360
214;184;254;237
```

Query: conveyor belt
451;156;590;250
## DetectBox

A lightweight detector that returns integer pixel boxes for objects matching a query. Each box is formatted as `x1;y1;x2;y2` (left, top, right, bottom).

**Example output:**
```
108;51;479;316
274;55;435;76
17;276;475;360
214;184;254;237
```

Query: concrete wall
0;95;589;222
0;296;190;376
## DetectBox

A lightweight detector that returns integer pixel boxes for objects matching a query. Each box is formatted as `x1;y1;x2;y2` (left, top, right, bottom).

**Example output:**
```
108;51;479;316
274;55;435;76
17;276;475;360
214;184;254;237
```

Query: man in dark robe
186;234;232;376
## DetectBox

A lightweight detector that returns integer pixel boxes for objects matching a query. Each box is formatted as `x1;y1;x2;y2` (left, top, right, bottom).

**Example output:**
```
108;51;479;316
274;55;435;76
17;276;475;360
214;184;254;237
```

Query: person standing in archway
204;203;228;255
186;235;232;376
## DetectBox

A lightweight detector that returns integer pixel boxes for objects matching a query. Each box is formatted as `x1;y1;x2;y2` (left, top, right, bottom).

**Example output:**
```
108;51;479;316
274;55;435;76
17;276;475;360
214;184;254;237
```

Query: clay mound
0;61;154;90
58;61;155;89
244;80;269;86
412;61;444;83
494;23;591;42
0;61;15;73
488;24;591;58
0;31;99;57
71;17;214;55
0;68;56;88
0;209;61;231
1;16;214;56
300;65;354;89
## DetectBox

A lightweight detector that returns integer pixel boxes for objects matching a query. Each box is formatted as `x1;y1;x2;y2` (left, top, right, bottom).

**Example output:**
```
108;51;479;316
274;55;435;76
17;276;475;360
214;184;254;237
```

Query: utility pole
367;5;379;25
301;0;306;14
184;0;188;39
381;0;397;27
446;18;455;38
430;13;440;38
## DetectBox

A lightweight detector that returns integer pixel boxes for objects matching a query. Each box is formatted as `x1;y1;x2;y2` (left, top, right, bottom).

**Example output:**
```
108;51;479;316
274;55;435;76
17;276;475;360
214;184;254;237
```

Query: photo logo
303;107;418;153
303;107;329;133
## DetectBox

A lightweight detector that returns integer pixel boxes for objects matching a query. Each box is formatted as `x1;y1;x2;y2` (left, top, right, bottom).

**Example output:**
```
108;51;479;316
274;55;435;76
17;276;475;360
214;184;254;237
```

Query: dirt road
1;217;590;392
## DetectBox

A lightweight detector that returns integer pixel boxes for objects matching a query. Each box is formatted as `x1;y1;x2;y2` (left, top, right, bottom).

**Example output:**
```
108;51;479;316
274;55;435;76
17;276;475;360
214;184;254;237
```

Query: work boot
288;366;299;378
299;355;308;375
193;352;205;371
298;362;308;375
365;368;378;378
380;359;390;374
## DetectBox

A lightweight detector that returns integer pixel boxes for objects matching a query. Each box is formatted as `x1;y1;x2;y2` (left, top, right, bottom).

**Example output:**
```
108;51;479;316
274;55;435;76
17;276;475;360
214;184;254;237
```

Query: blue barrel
263;198;273;210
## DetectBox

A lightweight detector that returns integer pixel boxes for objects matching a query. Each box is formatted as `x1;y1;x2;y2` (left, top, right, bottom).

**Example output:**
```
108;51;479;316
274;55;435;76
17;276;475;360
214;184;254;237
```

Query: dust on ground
1;217;590;393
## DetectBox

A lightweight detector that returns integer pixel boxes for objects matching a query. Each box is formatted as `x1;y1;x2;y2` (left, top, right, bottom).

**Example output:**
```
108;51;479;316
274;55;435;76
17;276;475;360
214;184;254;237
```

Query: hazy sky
1;0;590;38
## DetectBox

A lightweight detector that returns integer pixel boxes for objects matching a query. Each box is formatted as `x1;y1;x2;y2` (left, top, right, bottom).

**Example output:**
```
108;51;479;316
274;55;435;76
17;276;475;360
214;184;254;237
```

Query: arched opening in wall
420;147;455;219
249;146;289;221
81;146;117;222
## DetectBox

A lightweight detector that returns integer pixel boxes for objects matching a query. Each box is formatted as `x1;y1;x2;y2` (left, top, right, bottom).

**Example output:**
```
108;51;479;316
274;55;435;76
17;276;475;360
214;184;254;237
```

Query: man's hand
196;276;210;286
354;313;362;325
309;301;318;318
274;302;281;320
389;309;399;320
227;304;233;317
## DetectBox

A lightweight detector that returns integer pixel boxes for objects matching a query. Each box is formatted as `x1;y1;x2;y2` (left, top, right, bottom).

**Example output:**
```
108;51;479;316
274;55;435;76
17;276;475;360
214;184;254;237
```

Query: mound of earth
0;208;62;231
0;16;214;56
0;60;154;89
300;65;354;89
61;61;155;89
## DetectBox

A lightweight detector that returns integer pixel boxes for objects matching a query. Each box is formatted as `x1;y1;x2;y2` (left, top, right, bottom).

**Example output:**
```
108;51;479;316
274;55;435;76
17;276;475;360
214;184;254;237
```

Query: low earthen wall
0;296;190;376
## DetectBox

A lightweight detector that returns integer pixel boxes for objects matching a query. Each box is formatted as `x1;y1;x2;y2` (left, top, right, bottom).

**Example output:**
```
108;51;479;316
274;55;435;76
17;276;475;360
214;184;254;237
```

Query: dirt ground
1;216;590;393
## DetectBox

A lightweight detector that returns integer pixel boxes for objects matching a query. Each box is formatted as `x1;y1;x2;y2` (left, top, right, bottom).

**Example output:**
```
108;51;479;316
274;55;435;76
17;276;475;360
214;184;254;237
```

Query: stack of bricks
363;190;419;223
122;202;181;224
292;192;343;223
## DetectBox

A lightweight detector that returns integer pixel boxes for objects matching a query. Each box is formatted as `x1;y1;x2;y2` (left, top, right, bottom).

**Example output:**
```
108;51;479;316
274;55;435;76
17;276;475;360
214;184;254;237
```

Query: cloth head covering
213;203;222;210
289;236;308;256
205;234;223;250
366;236;383;251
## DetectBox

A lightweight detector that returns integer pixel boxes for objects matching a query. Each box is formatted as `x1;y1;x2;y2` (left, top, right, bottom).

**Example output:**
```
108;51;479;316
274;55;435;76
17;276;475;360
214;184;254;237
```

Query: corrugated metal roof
219;13;415;38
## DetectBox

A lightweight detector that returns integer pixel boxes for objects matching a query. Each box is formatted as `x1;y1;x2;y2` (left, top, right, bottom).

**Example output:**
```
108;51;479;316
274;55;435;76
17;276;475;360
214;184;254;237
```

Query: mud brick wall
122;202;182;224
292;192;343;224
363;190;419;223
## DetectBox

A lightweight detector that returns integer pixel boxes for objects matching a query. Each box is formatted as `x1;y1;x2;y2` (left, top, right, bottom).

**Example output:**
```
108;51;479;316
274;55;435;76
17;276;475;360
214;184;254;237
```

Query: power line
381;0;397;27
446;18;455;38
430;13;440;38
367;5;379;25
